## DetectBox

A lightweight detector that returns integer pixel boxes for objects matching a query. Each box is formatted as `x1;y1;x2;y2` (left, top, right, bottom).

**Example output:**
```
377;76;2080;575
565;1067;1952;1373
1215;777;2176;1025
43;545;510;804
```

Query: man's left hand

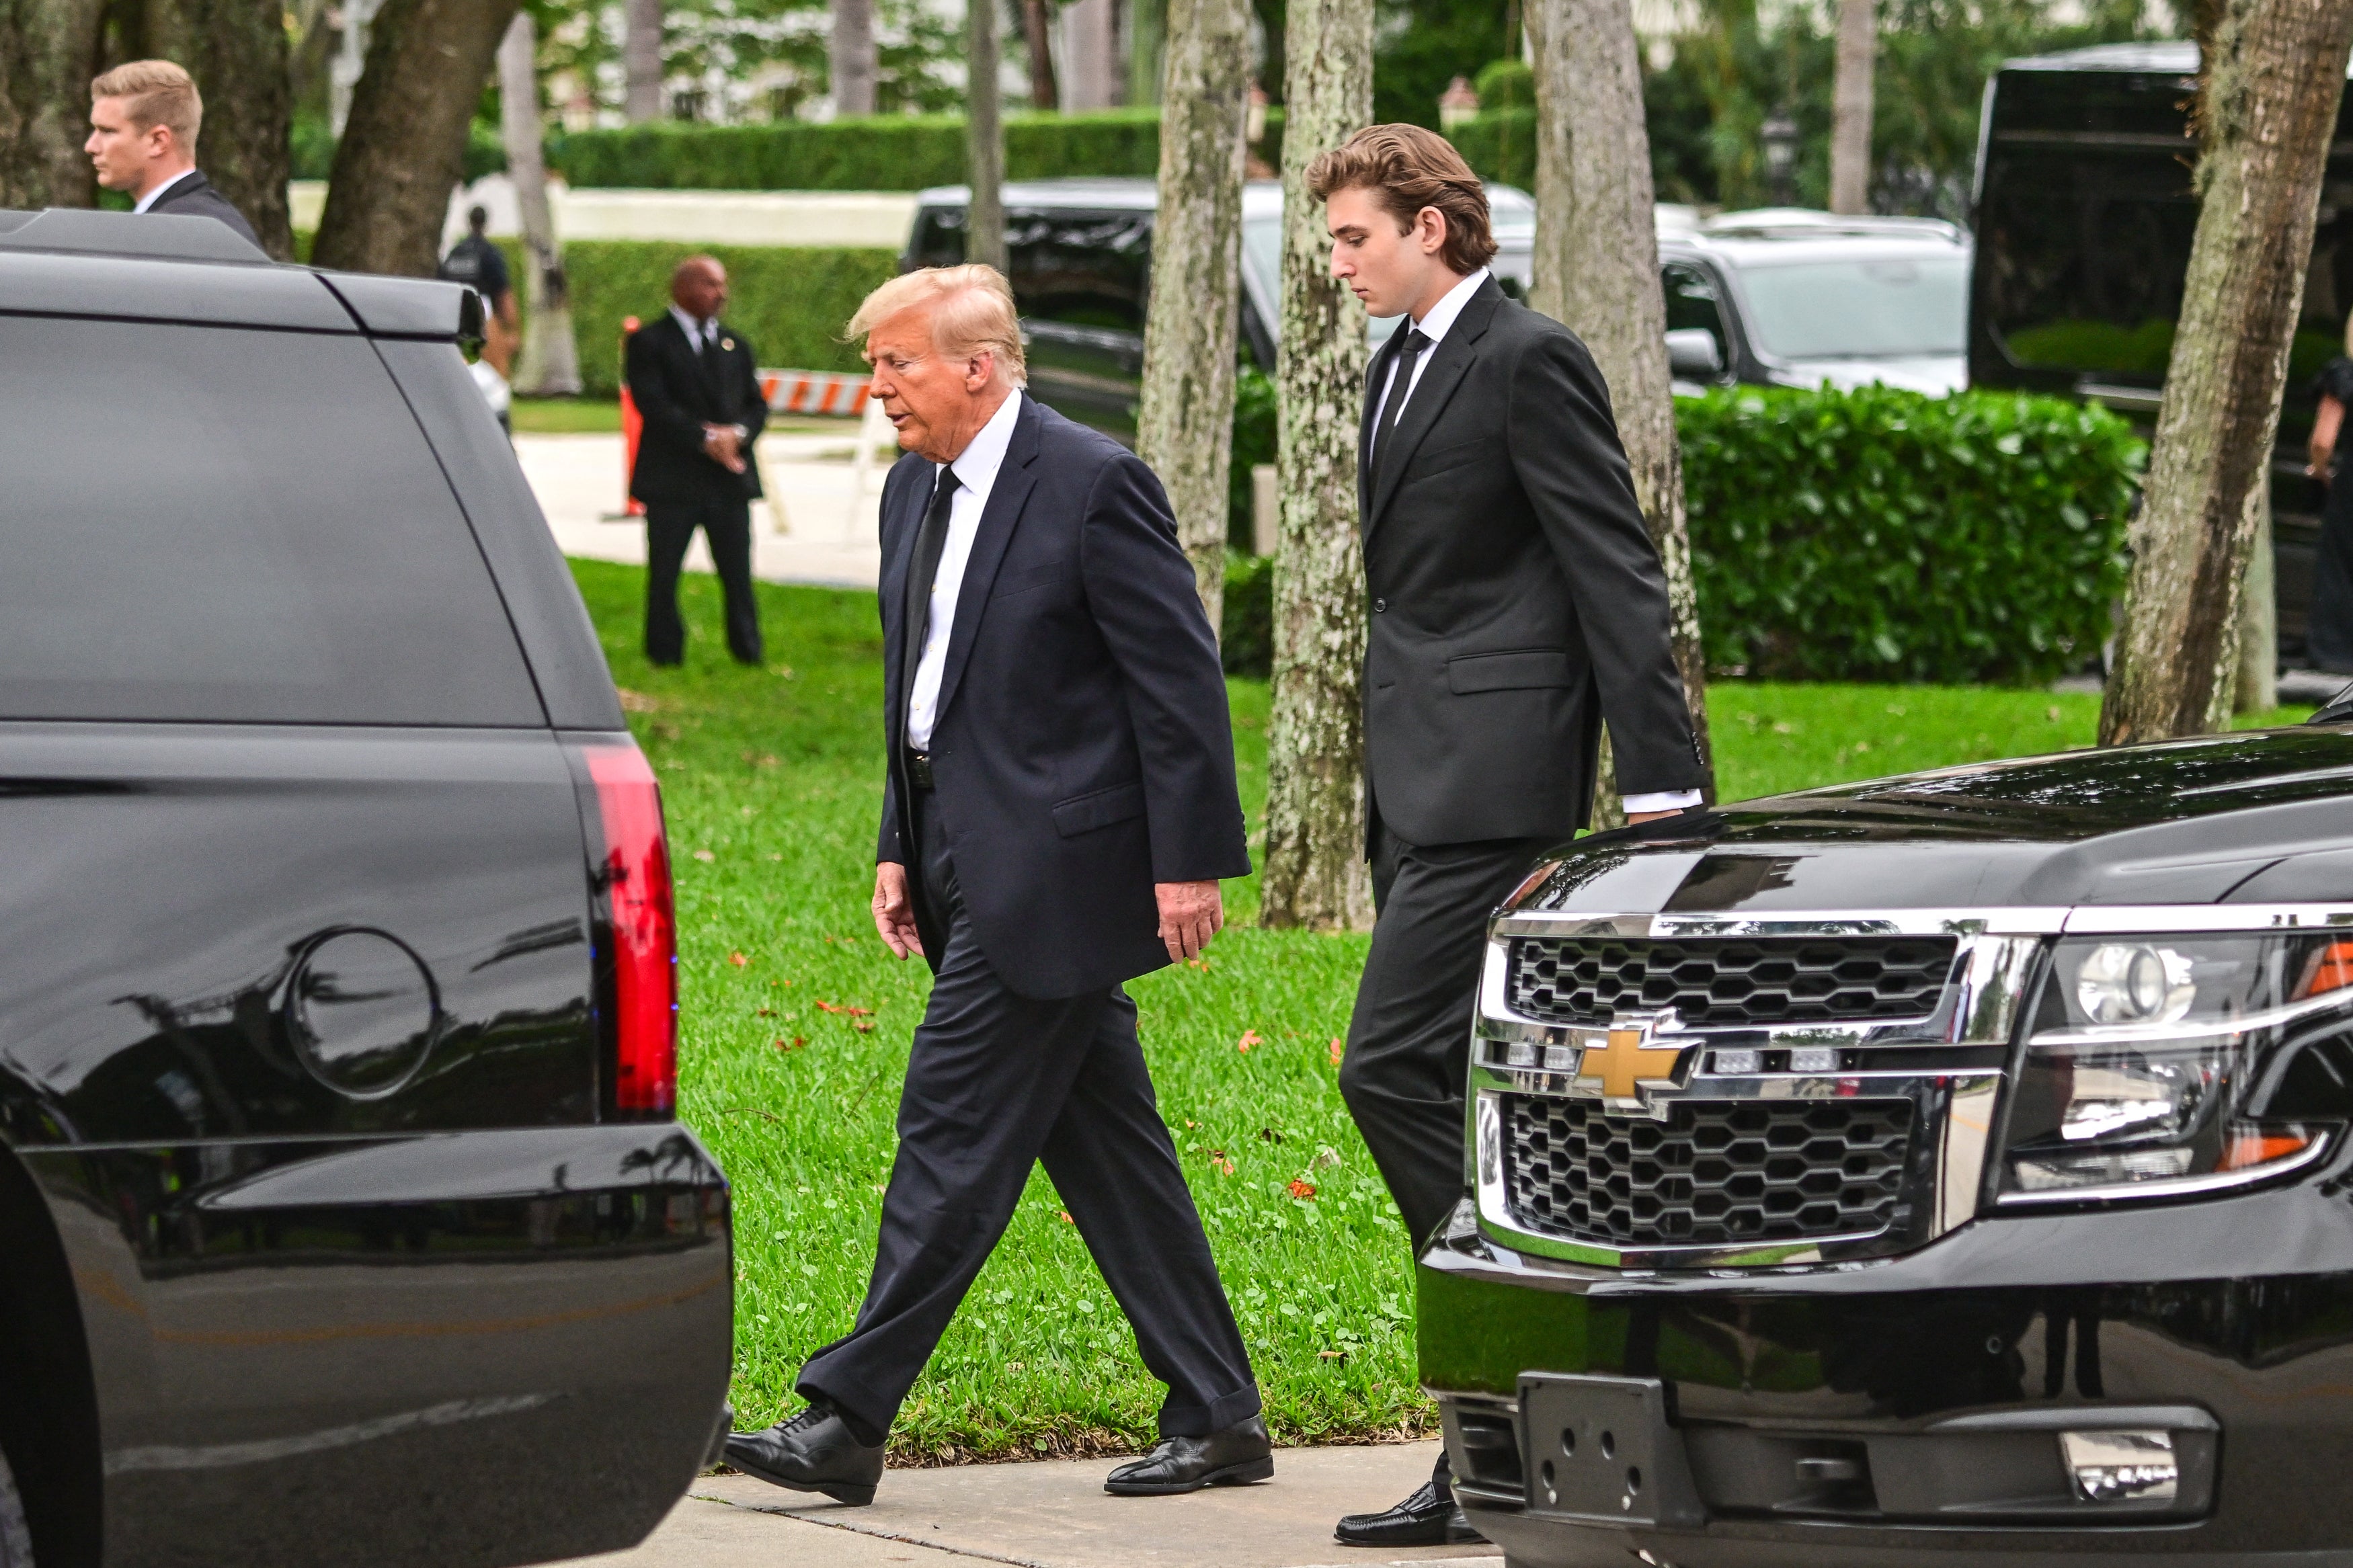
1156;880;1224;963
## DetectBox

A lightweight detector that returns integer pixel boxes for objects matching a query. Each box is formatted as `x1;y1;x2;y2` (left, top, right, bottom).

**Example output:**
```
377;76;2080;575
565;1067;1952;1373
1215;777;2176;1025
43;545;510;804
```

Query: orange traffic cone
618;316;645;519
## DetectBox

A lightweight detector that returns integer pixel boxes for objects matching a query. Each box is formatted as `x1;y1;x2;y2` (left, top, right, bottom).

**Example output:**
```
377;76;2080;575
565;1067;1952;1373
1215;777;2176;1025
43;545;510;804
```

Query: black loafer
1103;1415;1275;1495
723;1403;885;1506
1334;1480;1484;1546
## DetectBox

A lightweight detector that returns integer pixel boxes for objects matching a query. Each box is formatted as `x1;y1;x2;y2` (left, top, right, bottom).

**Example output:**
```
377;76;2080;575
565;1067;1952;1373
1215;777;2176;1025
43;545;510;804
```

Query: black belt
905;749;934;790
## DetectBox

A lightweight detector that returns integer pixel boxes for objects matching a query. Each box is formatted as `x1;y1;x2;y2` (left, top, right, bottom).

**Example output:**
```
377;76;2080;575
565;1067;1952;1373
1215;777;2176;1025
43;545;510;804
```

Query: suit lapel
1363;280;1504;540
930;397;1042;731
877;457;931;747
1359;328;1404;504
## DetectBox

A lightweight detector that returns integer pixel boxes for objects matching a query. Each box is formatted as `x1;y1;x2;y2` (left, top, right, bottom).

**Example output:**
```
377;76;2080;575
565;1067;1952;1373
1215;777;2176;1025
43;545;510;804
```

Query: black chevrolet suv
1425;707;2353;1566
0;209;731;1568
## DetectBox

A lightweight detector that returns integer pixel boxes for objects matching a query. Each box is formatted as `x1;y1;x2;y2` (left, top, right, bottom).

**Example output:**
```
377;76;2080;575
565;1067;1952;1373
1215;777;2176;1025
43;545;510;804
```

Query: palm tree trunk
833;0;878;116
311;0;520;276
2100;0;2353;744
1258;0;1374;932
499;11;580;395
1525;0;1714;825
623;0;663;122
1827;0;1873;215
1137;0;1249;629
967;0;1007;270
0;0;103;210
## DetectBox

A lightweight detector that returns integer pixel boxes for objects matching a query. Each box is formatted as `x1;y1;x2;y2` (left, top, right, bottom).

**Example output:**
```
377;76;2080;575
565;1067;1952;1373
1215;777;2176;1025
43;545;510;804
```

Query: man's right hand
703;424;747;474
873;862;924;959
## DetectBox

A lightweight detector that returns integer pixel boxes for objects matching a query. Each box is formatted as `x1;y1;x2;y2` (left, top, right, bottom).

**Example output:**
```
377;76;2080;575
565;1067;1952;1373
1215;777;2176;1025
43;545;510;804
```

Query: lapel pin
721;337;735;352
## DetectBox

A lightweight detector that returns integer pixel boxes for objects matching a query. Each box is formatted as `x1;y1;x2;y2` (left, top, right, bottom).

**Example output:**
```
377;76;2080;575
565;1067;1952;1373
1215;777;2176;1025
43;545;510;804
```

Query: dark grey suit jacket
1357;274;1702;846
145;171;259;249
875;395;1250;998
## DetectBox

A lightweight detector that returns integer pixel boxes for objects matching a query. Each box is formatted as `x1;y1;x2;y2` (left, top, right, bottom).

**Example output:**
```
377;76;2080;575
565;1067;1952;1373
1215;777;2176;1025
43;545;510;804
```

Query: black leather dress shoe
1333;1480;1484;1546
1103;1415;1275;1495
723;1403;885;1506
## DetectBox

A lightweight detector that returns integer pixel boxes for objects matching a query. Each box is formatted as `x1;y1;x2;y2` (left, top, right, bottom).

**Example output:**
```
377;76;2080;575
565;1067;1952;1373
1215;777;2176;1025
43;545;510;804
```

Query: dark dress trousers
795;393;1259;1444
1341;276;1704;1262
143;171;260;249
625;312;768;665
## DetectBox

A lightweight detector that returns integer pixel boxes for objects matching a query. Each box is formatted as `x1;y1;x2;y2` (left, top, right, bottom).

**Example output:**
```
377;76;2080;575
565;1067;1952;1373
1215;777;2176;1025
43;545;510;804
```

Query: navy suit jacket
875;393;1250;998
145;170;260;249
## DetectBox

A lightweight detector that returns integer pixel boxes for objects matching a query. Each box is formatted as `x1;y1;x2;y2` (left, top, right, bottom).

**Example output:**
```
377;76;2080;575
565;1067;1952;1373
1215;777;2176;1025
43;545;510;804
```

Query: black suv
1423;708;2353;1566
0;209;730;1568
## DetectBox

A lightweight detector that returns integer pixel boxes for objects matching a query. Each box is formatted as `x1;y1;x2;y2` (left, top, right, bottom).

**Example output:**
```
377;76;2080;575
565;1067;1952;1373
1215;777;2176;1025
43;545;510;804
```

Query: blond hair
847;265;1027;385
91;59;202;151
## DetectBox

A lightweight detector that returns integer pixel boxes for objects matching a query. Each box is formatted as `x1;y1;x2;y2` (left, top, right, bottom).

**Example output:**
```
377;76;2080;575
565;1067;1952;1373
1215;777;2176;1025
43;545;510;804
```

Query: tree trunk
1061;0;1117;110
1525;0;1714;825
132;0;292;257
1258;0;1374;933
1137;0;1248;630
0;0;103;209
623;0;663;122
966;0;1007;271
2099;2;2353;746
833;0;877;117
500;10;579;395
2236;485;2277;710
1827;0;1873;216
1021;0;1058;108
311;0;520;277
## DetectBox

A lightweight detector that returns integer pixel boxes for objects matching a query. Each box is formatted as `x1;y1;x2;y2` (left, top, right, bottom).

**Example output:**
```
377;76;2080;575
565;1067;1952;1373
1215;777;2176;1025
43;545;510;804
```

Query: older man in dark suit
626;255;768;665
724;265;1267;1506
1313;124;1707;1549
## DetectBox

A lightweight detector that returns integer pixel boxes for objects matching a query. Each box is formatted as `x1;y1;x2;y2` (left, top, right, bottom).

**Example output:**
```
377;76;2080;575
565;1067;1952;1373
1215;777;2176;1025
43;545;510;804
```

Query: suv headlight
1995;934;2353;1202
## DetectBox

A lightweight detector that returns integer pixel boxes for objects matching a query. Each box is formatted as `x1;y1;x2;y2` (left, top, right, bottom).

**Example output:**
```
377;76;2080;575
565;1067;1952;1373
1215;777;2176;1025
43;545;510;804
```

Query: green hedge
1683;385;2141;684
545;109;1166;192
1222;550;1273;676
1444;108;1536;188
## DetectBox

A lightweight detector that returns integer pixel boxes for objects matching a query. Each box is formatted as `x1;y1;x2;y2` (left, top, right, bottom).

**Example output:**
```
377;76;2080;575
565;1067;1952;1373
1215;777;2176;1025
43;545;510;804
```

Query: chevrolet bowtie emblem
1581;1012;1687;1098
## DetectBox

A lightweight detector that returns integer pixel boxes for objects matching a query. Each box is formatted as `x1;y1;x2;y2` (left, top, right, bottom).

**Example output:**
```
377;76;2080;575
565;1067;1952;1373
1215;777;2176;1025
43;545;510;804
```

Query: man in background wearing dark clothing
85;60;260;249
440;206;519;377
626;255;768;667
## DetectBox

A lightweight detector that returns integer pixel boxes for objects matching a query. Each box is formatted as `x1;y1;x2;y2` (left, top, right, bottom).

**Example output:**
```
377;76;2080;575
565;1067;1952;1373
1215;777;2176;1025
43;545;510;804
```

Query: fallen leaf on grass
1210;1154;1235;1176
775;1037;805;1052
756;1007;776;1018
729;952;749;967
1288;1180;1318;1200
816;999;875;1016
692;850;715;863
853;1020;877;1034
1318;1349;1347;1361
1236;1029;1261;1053
1328;1037;1345;1067
1058;1210;1075;1224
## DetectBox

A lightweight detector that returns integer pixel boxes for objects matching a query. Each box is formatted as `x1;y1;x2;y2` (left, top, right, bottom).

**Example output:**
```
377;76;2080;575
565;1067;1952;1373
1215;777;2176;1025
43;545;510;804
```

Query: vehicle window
1006;208;1151;332
1735;253;1970;359
1979;149;2353;384
0;316;543;725
1663;261;1728;365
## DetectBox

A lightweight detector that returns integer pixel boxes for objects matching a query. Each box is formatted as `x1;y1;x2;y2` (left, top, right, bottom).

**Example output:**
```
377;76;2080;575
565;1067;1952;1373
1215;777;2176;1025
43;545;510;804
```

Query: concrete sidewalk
562;1442;1501;1568
518;430;888;593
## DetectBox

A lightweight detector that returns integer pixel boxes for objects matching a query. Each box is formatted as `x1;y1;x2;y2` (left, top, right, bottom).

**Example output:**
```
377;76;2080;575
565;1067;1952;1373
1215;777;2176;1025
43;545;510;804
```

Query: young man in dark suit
85;60;261;249
724;265;1267;1505
626;255;769;666
1312;124;1706;1548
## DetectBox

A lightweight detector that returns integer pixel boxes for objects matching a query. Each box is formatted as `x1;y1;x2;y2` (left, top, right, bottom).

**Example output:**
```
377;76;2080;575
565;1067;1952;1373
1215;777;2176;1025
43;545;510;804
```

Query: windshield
1737;253;1970;360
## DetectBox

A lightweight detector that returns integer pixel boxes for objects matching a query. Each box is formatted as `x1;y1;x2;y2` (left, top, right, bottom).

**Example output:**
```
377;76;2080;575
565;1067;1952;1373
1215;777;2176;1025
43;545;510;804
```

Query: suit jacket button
1373;598;1388;613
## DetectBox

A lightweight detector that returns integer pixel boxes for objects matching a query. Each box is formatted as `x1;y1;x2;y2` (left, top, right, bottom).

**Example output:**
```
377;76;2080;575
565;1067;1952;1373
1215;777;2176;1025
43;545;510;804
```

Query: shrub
1444;108;1535;189
1222;550;1273;677
1228;368;1277;548
543;109;1166;192
1681;385;2143;685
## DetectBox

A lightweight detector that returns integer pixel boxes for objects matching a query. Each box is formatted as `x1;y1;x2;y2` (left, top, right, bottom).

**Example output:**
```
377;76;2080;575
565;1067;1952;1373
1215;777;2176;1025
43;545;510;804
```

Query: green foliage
1229;368;1278;548
1372;0;1514;127
1222;551;1273;677
545;108;1166;192
1472;58;1533;113
1444;108;1535;189
1680;385;2145;684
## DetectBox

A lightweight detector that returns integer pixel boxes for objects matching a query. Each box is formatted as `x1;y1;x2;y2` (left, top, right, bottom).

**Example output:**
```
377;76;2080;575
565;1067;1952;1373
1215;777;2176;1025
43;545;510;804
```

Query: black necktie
904;465;961;686
1373;327;1434;466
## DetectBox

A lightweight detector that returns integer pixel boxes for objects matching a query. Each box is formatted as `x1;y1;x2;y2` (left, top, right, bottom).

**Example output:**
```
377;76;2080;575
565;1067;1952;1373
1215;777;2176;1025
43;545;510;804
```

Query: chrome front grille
1507;935;1959;1028
1501;1093;1916;1249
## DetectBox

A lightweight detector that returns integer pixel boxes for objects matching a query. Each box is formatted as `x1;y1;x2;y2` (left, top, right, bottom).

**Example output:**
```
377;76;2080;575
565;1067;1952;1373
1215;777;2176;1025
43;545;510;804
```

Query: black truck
1972;41;2353;660
0;208;731;1568
1421;699;2353;1566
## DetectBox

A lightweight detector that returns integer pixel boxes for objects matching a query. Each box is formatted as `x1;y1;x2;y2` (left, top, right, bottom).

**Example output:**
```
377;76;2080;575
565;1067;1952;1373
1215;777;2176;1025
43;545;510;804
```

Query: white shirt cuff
1622;790;1702;815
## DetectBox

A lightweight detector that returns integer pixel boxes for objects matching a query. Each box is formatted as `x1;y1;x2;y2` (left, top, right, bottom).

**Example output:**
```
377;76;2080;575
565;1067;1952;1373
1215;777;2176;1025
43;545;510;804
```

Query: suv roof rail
1700;208;1966;243
0;206;269;265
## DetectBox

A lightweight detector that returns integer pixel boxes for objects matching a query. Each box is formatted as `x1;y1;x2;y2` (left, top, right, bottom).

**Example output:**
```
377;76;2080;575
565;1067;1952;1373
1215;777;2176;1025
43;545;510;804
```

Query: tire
0;1442;32;1568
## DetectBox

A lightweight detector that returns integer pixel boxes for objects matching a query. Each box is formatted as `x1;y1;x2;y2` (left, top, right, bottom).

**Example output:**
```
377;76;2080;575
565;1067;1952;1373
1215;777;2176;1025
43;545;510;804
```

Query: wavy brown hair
1305;123;1496;275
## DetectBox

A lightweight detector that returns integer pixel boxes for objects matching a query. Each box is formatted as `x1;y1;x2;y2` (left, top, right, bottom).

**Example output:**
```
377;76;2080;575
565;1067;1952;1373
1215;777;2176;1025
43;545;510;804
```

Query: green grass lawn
571;559;2310;1462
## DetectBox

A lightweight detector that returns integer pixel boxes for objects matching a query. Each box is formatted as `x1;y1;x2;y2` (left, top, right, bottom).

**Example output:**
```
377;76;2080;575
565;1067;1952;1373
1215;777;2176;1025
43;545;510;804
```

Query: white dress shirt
1381;267;1701;817
669;304;717;352
906;389;1025;750
131;168;198;214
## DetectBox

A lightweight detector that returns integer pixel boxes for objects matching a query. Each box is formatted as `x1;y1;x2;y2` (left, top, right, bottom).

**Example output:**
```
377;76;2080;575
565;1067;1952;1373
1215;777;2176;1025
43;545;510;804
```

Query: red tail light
582;742;677;1115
